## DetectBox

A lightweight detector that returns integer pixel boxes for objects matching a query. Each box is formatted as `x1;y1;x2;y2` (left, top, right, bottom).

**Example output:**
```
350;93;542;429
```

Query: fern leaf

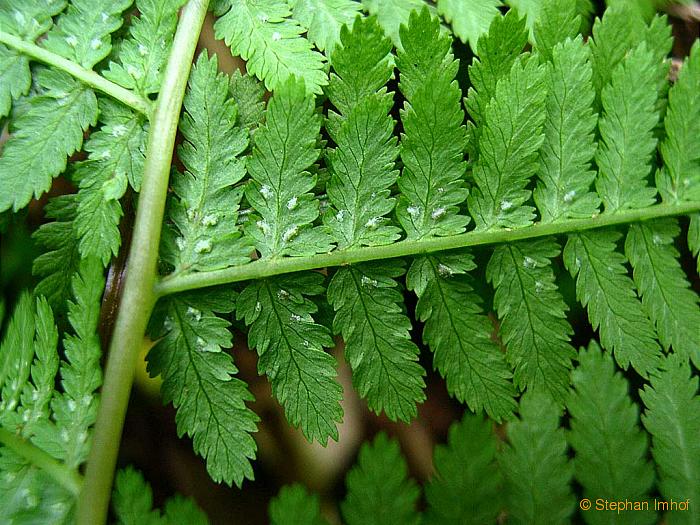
435;0;501;52
269;484;327;525
658;41;700;203
245;77;330;257
112;467;167;525
534;36;599;222
505;0;542;32
424;414;502;524
43;0;132;69
341;433;420;525
32;196;82;314
500;392;575;525
228;69;265;134
163;496;209;525
690;214;700;274
568;341;656;525
74;100;147;265
360;0;436;45
289;0;362;54
327;262;426;421
238;273;343;444
324;16;400;249
105;0;187;96
487;239;576;402
163;53;251;275
595;43;660;212
468;56;547;230
396;9;469;239
0;69;98;212
147;290;258;487
625;219;700;366
532;0;580;63
214;0;327;94
407;253;516;420
640;356;700;525
0;1;67;40
0;45;30;118
564;231;662;376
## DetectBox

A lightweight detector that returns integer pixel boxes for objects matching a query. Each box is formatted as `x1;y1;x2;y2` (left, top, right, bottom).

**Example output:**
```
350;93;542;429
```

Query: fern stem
76;2;209;524
0;428;82;497
156;202;700;296
0;30;153;117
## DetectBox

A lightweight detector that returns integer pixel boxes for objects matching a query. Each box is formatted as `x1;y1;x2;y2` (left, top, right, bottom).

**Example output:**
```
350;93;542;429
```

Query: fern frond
105;0;187;96
505;0;542;32
163;53;251;275
690;214;700;273
245;77;330;257
499;392;575;525
289;0;362;54
658;41;700;203
625;219;700;366
0;1;66;39
42;0;131;69
74;99;147;265
324;16;400;249
147;289;258;487
568;341;656;525
214;0;327;94
424;414;502;524
595;43;660;212
435;0;501;52
228;69;265;133
341;433;421;525
238;273;343;444
327;262;426;421
360;0;436;45
532;0;580;63
533;35;599;222
487;239;575;402
564;231;662;376
468;56;547;230
269;484;328;525
0;45;30;118
0;69;98;212
407;253;516;420
640;356;700;525
396;8;470;239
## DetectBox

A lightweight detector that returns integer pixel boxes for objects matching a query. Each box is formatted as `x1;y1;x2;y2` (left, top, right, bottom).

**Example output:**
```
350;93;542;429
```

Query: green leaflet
327;262;426;422
245;77;330;257
595;43;660;212
214;0;327;94
407;253;516;420
568;342;656;525
324;16;400;249
436;0;501;52
289;0;362;54
500;392;575;525
341;433;420;525
228;69;266;133
147;290;258;487
237;273;343;444
0;1;67;40
74;99;147;266
396;8;470;239
269;484;327;525
532;0;580;63
163;53;251;275
32;196;82;315
360;0;437;46
487;239;575;402
0;45;30;118
0;69;98;212
112;467;210;525
505;0;541;32
42;0;132;69
658;41;700;203
564;230;662;377
534;36;600;222
640;356;700;525
105;0;186;96
690;214;700;274
424;414;502;524
468;56;547;230
625;219;700;367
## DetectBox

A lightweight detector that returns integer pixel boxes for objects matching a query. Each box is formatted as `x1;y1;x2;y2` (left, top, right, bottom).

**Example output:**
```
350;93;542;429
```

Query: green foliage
228;69;266;132
269;484;327;525
341;433;420;525
360;0;437;45
500;392;575;524
214;0;327;94
289;0;362;54
532;0;580;63
568;342;656;525
436;0;501;51
0;1;67;40
0;45;30;118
